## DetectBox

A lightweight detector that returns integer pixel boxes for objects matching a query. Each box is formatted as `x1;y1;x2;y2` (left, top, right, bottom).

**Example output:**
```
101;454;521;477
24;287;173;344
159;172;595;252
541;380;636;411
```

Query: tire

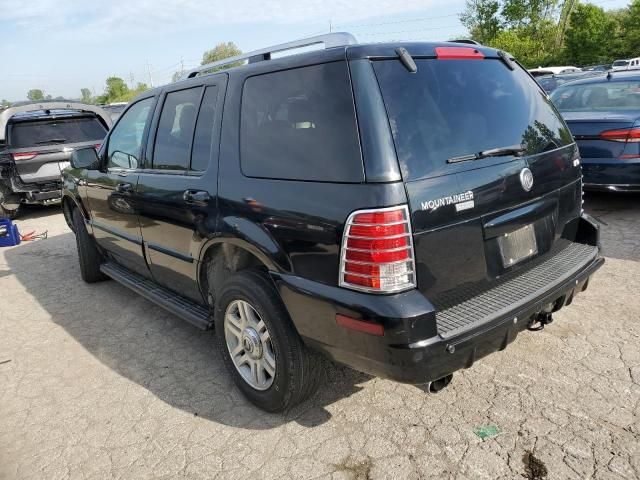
214;269;320;412
0;183;20;219
72;208;108;283
0;204;19;219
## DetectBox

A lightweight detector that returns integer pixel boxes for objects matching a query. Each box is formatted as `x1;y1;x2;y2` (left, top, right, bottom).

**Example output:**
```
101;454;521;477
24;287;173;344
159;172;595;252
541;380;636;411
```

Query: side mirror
70;147;100;170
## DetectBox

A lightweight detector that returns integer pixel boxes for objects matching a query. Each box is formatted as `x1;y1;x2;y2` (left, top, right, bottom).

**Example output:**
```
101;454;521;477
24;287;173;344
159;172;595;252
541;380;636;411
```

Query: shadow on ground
4;192;638;432
4;225;371;431
583;191;640;262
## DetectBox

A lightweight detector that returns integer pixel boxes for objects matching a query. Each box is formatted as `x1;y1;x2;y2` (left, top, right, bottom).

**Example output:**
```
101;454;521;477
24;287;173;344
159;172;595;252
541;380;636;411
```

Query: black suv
62;34;603;412
0;101;111;218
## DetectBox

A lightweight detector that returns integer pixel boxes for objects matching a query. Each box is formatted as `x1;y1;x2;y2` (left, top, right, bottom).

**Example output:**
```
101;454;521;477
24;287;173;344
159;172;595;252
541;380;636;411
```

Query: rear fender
197;216;293;273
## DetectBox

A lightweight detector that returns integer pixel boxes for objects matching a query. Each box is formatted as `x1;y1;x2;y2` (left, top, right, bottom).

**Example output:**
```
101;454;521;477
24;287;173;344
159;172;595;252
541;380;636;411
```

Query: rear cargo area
372;53;591;327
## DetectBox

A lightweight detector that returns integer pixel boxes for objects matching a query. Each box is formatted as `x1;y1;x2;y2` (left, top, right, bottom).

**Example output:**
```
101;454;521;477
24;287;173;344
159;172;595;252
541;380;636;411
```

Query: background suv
0;101;111;218
63;34;603;412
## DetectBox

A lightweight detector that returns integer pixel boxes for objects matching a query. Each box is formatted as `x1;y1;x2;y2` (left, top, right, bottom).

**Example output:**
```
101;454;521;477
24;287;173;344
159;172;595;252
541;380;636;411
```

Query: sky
0;0;631;101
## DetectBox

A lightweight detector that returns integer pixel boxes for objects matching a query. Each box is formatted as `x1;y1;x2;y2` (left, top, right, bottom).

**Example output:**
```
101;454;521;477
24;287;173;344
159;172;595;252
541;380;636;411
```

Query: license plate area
497;224;537;267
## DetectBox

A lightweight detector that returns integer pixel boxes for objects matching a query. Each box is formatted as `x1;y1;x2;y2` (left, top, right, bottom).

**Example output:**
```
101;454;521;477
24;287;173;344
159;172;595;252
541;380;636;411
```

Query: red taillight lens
94;144;102;150
600;127;640;143
346;248;411;263
435;47;484;60
11;152;38;161
352;210;405;224
336;314;384;336
347;236;408;251
340;206;416;293
349;223;406;237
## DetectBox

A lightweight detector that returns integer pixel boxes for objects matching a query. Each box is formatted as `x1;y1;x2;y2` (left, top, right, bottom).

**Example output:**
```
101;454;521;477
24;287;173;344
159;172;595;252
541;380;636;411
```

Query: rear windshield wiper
34;138;67;145
447;144;525;164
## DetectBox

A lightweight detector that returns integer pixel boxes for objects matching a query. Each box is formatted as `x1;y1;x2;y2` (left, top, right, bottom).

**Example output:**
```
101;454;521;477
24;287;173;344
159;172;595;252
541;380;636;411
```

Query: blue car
550;71;640;192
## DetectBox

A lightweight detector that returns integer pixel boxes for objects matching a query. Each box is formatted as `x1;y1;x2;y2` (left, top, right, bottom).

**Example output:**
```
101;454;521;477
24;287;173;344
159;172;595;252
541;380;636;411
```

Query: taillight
340;205;416;293
11;152;38;161
599;127;640;143
94;144;102;150
435;46;484;60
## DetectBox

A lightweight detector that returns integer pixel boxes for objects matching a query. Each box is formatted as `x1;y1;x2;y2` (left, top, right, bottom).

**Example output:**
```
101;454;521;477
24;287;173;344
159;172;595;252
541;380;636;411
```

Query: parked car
528;66;581;77
0;101;111;218
536;71;601;93
550;70;640;192
613;57;640;71
582;64;610;72
102;102;128;122
62;34;603;412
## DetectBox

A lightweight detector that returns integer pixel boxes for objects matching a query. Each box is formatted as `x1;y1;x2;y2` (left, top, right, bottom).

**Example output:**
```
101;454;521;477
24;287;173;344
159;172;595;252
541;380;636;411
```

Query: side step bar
100;261;213;330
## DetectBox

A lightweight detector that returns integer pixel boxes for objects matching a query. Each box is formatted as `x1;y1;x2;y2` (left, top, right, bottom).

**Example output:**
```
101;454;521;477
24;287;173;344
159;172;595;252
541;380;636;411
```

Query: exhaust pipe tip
427;374;453;394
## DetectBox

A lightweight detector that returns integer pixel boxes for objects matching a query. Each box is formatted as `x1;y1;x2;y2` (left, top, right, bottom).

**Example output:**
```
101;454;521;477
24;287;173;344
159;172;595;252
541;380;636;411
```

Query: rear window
8;116;107;148
613;60;629;67
373;59;572;180
240;62;363;182
550;81;640;111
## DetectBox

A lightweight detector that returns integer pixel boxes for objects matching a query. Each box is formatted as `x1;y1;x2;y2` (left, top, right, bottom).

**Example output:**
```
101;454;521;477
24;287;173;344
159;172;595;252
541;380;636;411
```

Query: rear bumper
273;215;603;384
581;157;640;190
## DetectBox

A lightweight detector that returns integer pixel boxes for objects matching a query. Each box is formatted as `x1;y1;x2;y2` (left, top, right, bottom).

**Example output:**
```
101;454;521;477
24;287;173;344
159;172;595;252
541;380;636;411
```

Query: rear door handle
115;183;133;193
183;190;210;205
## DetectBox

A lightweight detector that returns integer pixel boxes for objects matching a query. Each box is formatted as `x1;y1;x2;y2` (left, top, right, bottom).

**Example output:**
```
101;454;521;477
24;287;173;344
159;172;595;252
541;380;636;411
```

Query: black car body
0;101;111;217
550;71;640;192
62;35;603;411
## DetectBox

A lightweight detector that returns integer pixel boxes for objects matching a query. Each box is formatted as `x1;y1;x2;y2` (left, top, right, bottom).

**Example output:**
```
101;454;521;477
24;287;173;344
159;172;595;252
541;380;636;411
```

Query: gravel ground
0;192;638;480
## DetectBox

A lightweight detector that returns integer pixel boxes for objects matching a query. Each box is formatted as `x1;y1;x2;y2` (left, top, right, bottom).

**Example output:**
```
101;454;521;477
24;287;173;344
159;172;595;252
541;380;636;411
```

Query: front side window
240;62;363;182
153;87;202;170
107;97;154;169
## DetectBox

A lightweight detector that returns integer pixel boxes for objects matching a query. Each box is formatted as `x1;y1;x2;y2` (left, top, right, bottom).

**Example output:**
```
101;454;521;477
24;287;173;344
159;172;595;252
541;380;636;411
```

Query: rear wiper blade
447;144;525;164
35;138;66;144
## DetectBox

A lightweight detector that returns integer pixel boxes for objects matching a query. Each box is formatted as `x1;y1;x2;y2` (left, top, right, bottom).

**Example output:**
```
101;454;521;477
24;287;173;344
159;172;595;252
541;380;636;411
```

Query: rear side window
190;86;218;171
153;87;202;170
551;81;640;111
8;116;107;148
373;59;573;181
241;62;363;182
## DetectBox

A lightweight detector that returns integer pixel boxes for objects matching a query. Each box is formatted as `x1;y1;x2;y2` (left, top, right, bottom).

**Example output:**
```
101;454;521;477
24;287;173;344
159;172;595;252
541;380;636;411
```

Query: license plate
498;224;537;267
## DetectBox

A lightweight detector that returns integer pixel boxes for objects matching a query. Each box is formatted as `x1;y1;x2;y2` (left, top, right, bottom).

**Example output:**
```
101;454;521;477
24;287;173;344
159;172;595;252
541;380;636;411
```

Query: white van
611;58;640;70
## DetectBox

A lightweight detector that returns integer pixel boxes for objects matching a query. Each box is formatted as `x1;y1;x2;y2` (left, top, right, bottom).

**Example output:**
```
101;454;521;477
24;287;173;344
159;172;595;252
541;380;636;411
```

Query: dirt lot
0;193;639;480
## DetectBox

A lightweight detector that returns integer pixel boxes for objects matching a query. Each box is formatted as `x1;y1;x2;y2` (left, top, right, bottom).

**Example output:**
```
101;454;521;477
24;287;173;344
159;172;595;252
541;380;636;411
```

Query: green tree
1;99;10;108
201;41;243;71
606;8;631;60
27;89;45;101
95;77;130;104
81;88;93;104
564;3;612;65
490;28;550;65
460;0;502;44
621;0;640;58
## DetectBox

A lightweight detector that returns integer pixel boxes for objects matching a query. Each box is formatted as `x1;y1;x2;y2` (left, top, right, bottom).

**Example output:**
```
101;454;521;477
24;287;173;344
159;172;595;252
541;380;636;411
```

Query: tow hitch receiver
527;312;554;331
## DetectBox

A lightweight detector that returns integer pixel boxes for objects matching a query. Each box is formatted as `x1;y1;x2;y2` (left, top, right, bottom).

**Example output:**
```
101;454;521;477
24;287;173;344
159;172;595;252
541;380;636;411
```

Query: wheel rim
224;299;276;391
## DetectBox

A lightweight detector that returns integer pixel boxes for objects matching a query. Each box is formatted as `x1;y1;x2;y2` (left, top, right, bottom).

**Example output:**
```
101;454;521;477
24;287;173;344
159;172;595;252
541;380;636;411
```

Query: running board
100;261;213;330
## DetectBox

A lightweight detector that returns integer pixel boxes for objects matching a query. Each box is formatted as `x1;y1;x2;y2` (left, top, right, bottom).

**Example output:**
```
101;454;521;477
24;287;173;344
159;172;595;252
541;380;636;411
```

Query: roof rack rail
184;32;357;79
450;39;481;45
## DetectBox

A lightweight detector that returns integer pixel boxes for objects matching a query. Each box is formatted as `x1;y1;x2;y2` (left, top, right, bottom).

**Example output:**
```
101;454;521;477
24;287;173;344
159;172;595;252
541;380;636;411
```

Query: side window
107;97;154;169
190;86;219;171
153;87;201;170
240;62;363;182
